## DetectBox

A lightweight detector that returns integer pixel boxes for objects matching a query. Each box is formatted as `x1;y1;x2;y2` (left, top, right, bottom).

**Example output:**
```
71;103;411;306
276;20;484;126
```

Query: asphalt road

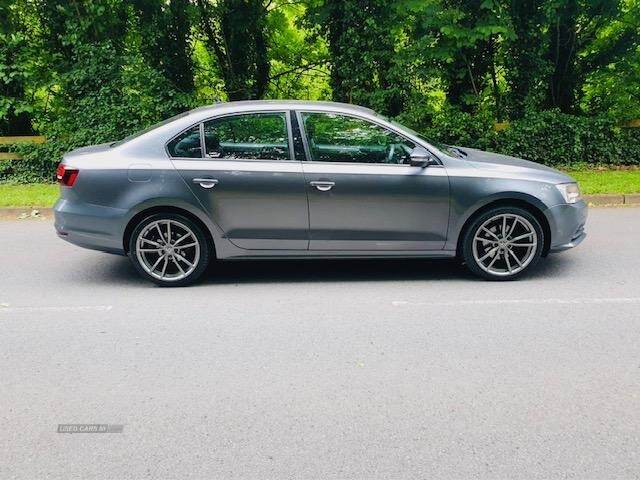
1;207;639;479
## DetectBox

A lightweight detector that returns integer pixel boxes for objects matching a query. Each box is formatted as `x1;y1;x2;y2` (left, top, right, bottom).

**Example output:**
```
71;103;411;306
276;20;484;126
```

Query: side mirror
409;147;436;168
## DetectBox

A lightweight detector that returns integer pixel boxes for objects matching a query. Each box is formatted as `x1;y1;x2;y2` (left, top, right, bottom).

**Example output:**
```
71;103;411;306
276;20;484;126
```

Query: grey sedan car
54;100;587;286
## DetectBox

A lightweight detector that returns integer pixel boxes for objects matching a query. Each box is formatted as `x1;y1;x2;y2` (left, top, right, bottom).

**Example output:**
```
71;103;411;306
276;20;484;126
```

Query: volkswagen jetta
54;100;587;286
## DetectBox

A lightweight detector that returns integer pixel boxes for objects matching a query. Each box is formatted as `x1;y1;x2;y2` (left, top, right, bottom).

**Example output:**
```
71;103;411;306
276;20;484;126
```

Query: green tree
580;0;640;119
504;0;546;118
0;0;34;134
543;0;626;113
131;0;196;95
266;2;330;100
405;0;510;115
7;0;190;181
35;0;128;69
304;0;409;116
545;0;580;112
196;0;270;100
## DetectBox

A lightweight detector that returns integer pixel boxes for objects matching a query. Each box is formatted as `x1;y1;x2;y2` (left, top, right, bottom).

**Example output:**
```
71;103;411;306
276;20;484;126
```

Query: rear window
167;126;202;158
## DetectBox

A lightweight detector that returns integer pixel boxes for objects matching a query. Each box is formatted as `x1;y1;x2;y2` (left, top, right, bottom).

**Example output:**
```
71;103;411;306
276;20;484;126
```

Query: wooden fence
0;136;46;161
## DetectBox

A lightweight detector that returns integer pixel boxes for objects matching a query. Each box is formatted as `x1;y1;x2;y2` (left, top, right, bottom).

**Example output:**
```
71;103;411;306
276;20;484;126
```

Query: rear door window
203;112;291;161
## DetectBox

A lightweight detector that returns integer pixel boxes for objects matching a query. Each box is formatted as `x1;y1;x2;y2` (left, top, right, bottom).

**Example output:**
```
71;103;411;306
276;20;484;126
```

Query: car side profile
54;100;587;286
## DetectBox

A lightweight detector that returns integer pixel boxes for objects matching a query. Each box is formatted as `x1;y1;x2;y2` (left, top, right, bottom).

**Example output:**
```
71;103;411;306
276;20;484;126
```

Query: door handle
310;181;335;192
193;178;219;189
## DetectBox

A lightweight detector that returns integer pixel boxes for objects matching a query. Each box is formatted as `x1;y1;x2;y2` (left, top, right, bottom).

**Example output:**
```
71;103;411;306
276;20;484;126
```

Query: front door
297;111;449;251
169;111;309;250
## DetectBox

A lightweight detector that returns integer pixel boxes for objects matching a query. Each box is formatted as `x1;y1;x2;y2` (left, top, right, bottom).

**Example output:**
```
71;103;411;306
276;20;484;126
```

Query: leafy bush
1;43;193;183
400;104;496;152
406;109;640;167
493;111;640;166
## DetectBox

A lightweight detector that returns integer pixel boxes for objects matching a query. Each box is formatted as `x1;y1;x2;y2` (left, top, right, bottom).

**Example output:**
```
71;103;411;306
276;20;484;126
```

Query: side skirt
218;250;457;261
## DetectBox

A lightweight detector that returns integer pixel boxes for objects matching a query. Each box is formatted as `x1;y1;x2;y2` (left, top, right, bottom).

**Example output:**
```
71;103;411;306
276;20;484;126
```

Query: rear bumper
547;200;588;253
54;198;127;255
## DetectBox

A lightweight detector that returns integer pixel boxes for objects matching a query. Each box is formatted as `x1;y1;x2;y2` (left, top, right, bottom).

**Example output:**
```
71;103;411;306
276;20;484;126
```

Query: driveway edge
585;194;640;206
0;207;54;220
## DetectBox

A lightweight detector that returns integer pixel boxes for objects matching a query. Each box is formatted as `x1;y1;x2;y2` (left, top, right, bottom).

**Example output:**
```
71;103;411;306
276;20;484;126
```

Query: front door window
300;112;415;164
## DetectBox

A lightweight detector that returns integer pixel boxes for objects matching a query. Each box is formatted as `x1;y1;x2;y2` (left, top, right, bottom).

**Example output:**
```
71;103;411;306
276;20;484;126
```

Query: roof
190;100;378;117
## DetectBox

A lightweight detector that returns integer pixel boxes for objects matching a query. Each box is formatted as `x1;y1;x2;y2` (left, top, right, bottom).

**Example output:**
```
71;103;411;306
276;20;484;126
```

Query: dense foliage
1;0;639;181
399;109;640;167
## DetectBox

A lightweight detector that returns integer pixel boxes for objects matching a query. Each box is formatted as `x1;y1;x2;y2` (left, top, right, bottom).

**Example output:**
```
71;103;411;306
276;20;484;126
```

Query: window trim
164;110;296;162
289;110;307;162
295;110;313;162
199;122;206;159
294;109;443;167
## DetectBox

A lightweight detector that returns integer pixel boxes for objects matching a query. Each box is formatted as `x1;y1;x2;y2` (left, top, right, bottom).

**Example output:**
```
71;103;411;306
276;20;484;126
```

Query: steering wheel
387;143;396;163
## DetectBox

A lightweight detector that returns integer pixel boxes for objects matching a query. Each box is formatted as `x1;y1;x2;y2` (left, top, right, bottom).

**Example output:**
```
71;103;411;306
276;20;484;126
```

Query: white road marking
0;305;113;313
392;298;640;307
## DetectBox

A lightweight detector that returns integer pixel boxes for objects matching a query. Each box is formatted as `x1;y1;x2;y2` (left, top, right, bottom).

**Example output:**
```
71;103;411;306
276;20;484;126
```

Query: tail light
56;164;79;187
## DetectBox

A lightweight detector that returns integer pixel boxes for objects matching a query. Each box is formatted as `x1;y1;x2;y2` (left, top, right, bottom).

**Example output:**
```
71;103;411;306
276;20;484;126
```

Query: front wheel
129;213;210;286
462;207;544;281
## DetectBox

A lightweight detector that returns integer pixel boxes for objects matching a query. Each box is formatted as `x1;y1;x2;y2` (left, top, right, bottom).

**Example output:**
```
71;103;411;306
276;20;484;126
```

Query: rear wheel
129;213;210;286
462;206;544;281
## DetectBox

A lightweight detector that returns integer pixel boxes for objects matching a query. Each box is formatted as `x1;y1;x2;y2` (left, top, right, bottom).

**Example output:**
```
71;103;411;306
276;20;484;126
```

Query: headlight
556;182;581;204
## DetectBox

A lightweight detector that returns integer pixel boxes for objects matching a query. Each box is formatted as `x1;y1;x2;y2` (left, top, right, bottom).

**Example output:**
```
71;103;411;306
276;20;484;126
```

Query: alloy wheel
471;213;538;277
135;219;201;282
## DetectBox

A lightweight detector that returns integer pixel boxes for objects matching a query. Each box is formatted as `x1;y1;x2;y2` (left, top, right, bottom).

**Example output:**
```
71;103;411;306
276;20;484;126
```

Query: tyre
129;213;210;286
461;206;544;281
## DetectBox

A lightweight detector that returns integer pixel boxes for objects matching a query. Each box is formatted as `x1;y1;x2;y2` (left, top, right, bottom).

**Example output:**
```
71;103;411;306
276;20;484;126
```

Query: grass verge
563;169;640;195
0;169;639;208
0;183;58;207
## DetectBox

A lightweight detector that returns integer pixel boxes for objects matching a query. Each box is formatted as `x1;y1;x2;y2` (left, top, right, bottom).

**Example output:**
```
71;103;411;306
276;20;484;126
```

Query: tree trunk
506;0;544;118
198;0;270;101
546;0;579;113
489;36;503;121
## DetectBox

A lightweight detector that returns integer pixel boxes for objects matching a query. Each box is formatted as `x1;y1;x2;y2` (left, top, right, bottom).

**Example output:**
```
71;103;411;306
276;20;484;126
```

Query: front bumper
54;197;127;255
546;200;588;253
550;228;586;252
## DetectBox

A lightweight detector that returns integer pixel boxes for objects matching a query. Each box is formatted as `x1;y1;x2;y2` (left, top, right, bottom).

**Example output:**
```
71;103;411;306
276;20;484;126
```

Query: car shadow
202;257;471;285
201;254;574;285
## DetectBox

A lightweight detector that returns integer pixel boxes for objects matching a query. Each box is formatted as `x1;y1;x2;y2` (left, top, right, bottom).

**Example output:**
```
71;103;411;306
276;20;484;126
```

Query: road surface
1;207;639;479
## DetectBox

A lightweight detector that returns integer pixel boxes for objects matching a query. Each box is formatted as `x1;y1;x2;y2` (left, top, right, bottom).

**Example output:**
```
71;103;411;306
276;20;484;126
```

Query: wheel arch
123;205;217;257
455;198;551;258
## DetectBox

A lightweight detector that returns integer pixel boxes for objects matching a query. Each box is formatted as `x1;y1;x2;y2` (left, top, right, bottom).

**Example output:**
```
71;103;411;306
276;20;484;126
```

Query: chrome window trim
299;160;445;169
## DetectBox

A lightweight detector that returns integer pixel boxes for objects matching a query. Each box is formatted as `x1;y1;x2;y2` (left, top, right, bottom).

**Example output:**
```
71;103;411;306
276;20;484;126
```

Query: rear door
296;111;449;251
169;111;309;250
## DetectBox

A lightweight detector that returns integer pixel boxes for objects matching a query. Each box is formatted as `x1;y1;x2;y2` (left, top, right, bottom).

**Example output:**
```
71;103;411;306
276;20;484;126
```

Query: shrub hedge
411;109;640;167
2;107;639;183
